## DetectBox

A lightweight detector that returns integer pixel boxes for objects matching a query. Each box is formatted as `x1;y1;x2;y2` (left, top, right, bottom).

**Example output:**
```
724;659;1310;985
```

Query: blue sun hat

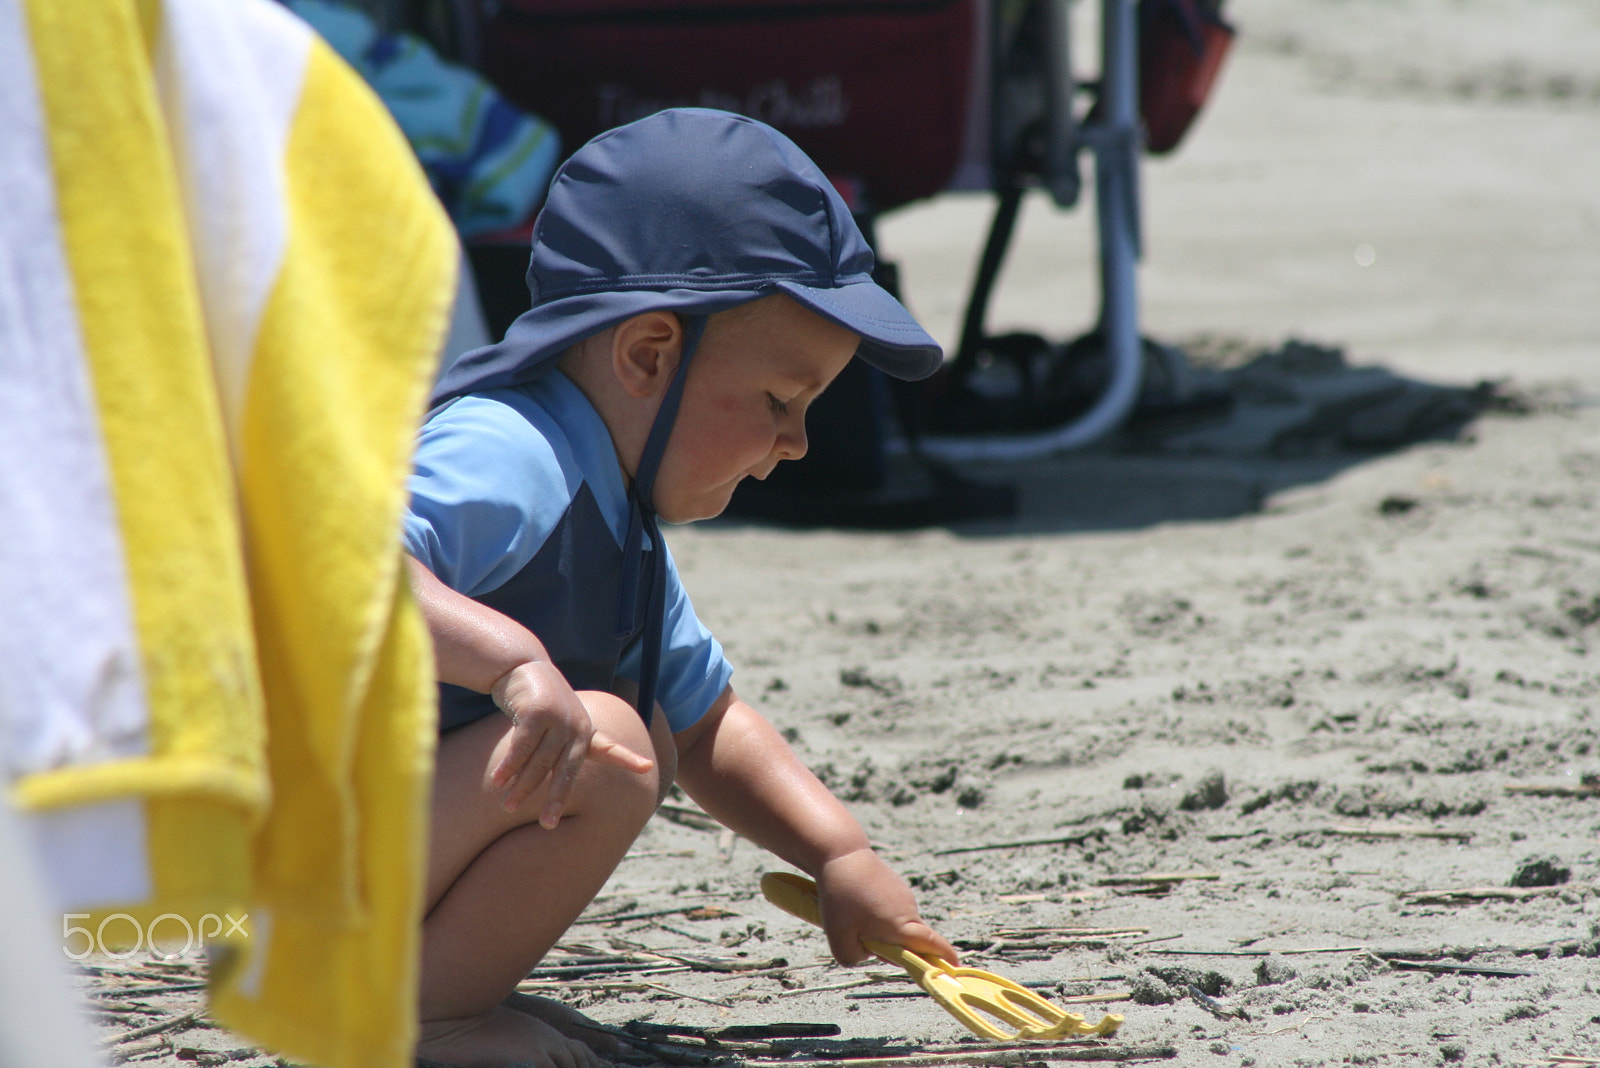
432;106;942;404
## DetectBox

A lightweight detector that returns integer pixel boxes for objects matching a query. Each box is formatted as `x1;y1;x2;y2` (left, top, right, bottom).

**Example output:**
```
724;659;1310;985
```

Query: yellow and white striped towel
1;0;455;1065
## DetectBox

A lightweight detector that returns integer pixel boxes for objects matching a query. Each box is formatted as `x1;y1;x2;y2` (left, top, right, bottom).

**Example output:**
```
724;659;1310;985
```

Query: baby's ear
612;311;684;398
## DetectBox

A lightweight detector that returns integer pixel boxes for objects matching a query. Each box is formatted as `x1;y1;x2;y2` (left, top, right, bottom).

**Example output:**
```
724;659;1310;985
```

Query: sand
81;0;1600;1065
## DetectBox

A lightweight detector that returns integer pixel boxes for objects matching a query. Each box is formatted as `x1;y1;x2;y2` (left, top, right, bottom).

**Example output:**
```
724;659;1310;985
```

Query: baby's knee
576;691;666;817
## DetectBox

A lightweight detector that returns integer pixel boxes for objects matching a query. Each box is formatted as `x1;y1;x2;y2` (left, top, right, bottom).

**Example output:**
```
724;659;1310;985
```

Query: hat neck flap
615;313;707;722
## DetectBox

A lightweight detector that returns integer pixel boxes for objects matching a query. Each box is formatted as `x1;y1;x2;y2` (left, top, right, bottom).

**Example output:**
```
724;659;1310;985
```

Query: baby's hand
814;849;959;968
488;660;654;827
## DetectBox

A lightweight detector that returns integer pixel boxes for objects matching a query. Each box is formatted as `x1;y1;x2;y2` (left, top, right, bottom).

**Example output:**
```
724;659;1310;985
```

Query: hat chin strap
616;314;708;723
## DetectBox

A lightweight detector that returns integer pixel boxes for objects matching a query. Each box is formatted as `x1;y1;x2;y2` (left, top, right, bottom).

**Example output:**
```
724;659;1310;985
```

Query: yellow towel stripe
205;36;450;1068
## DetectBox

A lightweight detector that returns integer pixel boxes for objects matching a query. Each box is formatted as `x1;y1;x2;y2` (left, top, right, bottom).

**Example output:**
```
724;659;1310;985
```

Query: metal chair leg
920;0;1144;462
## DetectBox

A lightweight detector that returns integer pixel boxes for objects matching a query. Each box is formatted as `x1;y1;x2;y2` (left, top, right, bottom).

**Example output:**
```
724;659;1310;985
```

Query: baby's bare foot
418;1002;610;1068
502;992;627;1057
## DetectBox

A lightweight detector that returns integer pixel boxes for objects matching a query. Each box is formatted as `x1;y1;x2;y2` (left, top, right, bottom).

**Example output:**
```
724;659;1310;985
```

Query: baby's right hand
487;660;654;827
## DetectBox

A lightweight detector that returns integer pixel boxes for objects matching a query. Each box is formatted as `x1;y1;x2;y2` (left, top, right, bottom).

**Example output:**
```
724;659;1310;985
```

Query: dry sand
82;0;1600;1065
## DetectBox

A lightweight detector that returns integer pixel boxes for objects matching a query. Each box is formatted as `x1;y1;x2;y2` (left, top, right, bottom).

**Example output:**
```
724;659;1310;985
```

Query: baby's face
653;295;857;523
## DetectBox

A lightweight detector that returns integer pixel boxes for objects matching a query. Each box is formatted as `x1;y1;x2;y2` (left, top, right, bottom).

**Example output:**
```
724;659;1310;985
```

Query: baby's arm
674;688;956;966
406;556;652;825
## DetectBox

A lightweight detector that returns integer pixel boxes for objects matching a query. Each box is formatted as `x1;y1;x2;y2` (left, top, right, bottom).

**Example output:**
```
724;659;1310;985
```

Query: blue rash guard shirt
403;370;733;733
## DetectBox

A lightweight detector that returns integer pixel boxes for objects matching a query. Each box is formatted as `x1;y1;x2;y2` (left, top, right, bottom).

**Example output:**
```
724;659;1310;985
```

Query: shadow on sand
723;337;1527;536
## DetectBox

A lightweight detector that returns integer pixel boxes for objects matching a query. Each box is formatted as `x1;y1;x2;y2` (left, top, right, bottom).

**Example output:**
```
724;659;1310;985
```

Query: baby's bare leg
417;692;674;1067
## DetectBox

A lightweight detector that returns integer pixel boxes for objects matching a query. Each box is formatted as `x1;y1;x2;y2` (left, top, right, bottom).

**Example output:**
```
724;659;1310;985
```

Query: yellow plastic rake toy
761;872;1123;1042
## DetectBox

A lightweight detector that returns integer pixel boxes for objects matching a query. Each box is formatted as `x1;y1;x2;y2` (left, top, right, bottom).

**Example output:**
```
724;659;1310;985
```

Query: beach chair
375;0;1229;466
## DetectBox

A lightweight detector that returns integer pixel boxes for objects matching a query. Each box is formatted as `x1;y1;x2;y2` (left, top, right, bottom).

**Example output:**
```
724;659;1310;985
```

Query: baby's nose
775;418;809;462
751;428;804;479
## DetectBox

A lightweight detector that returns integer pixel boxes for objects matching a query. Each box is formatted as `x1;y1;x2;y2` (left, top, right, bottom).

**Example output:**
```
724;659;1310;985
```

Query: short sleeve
617;539;733;733
402;394;581;596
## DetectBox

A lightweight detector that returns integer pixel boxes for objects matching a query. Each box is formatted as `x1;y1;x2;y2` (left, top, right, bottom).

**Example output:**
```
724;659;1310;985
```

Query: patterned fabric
285;0;561;236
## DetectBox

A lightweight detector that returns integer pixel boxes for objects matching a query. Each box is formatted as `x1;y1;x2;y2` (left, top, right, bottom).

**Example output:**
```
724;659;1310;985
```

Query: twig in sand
1505;780;1600;798
517;977;732;1007
1150;947;1363;957
102;1009;202;1047
1360;939;1588;961
627;1021;842;1041
1252;1014;1334;1037
713;961;830;982
1154;938;1581;964
991;927;1151;939
988;938;1143;953
88;1000;151;1016
743;1043;1177;1066
1324;825;1471;843
173;1047;258;1065
1061;992;1134;1005
662;951;788;974
571;903;738;925
1399;886;1566;905
1382;957;1534;978
578;897;638;920
1127;934;1184;947
106;1036;171;1062
1095;872;1220;887
653;922;716;943
1205;829;1269;842
615;1037;725;1066
933;831;1106;856
605;936;785;973
88;981;210;998
656;801;721;831
849;988;1132;1008
974;932;1148;954
777;972;904;996
528;960;670;979
635;980;736;1007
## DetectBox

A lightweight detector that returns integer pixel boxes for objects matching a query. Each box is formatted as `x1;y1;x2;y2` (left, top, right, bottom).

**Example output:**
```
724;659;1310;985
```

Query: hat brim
775;277;944;381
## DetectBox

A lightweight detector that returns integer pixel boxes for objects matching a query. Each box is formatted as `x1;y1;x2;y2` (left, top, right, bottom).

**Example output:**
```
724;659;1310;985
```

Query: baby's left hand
814;849;959;967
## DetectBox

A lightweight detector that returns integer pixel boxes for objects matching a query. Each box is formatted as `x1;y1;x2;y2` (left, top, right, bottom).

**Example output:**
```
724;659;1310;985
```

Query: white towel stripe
0;0;151;783
155;0;311;450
